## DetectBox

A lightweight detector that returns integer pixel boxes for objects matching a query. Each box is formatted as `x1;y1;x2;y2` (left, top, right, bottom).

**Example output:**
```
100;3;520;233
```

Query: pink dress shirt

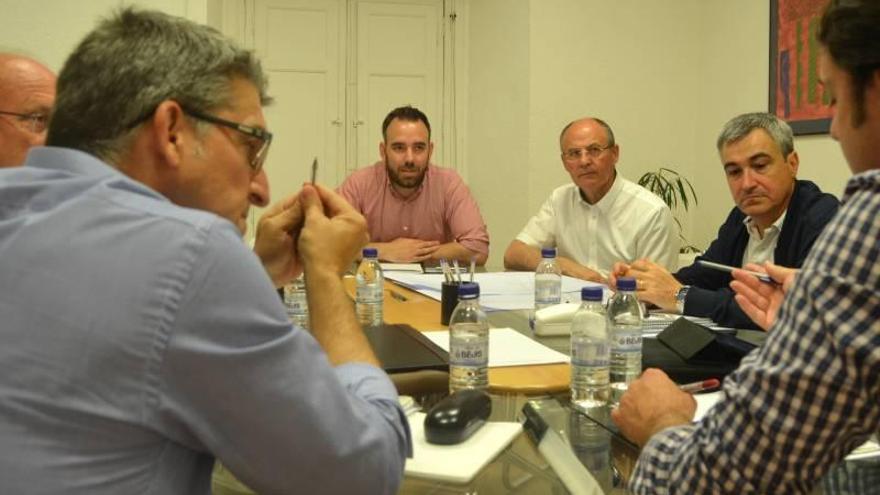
338;161;489;257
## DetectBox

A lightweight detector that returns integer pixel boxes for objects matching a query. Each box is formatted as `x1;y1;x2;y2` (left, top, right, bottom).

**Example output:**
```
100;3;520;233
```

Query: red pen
679;378;720;393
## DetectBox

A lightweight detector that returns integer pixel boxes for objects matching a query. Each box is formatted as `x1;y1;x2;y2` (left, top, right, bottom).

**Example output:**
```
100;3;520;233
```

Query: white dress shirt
516;175;678;276
742;212;786;266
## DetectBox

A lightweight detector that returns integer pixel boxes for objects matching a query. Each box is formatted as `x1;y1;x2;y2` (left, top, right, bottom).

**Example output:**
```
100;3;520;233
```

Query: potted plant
638;167;701;254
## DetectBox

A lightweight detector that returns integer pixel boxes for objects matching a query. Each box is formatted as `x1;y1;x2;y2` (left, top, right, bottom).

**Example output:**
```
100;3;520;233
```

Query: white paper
404;411;522;483
423;327;570;367
384;272;606;311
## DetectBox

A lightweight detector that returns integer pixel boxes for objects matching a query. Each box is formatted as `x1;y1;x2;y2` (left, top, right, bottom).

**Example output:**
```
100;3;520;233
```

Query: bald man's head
0;53;56;167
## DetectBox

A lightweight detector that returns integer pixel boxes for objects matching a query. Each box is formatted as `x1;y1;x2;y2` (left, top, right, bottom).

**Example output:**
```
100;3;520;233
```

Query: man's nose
249;168;270;207
740;168;757;189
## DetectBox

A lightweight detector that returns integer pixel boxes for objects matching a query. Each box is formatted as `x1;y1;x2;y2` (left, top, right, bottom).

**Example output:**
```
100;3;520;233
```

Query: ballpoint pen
389;290;408;302
697;260;777;284
310;157;318;184
679;378;721;393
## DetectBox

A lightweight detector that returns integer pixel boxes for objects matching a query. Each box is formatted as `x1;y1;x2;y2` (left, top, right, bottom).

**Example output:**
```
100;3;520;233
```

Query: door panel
353;1;442;170
254;0;344;207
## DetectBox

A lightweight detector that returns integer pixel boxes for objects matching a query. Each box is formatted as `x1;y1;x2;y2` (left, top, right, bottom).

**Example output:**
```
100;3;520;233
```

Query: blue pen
697;260;776;284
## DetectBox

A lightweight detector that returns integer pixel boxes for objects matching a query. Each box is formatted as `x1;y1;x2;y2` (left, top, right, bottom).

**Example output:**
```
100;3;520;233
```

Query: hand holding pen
730;262;799;331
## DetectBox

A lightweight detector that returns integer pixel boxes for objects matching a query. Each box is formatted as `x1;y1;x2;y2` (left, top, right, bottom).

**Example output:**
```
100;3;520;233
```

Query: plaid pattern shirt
630;170;880;494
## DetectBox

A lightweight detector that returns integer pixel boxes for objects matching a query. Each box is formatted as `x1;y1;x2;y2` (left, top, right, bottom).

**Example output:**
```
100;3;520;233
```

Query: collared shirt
338;161;490;257
630;169;880;494
515;175;678;277
742;211;786;265
0;147;411;495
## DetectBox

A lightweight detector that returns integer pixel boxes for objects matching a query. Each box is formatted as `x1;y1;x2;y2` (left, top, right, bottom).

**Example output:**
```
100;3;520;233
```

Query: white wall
466;0;851;267
0;1;207;72
466;0;531;270
2;0;851;268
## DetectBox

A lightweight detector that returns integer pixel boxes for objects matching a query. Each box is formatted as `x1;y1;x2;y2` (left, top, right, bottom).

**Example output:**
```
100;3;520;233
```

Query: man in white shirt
504;117;677;283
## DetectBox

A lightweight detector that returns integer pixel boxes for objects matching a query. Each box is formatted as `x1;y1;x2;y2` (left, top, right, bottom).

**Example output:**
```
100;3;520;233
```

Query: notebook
362;323;449;373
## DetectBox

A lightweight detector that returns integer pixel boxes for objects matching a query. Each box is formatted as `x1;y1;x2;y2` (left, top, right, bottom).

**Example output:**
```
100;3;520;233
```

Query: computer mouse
424;389;491;445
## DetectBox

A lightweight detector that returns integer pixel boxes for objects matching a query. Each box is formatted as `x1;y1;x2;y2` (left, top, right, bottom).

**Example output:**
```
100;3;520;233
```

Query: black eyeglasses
182;107;273;173
0;110;49;133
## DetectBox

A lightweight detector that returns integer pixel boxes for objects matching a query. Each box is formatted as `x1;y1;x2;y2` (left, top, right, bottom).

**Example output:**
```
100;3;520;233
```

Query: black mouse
424;389;491;445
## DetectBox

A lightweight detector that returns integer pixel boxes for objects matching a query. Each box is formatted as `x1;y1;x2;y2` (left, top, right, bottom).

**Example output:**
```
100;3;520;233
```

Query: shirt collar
743;210;786;240
23;146;169;202
26;146;121;180
578;172;622;214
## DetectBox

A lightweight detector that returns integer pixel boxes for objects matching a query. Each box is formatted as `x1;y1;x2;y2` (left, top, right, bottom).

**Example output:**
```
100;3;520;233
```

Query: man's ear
379;140;387;161
150;100;190;169
786;150;800;177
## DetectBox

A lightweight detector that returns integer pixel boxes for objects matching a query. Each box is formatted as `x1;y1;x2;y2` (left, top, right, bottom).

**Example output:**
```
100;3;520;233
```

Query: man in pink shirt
339;106;489;265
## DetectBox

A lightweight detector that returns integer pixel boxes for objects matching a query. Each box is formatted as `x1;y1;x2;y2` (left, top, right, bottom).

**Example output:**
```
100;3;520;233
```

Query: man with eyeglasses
0;52;55;167
0;8;409;495
504;117;677;283
610;113;838;329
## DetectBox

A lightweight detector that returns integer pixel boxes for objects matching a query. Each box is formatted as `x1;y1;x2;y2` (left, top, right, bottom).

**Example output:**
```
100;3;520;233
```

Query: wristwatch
675;285;691;314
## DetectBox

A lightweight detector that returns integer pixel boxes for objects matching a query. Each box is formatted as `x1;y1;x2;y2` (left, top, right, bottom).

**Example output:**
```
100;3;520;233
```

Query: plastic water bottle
569;411;613;493
283;274;309;329
570;286;610;410
355;247;383;327
449;282;489;392
608;277;643;404
535;247;562;310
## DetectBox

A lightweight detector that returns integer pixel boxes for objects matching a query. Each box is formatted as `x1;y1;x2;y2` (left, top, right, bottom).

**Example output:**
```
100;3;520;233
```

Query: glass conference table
213;280;880;494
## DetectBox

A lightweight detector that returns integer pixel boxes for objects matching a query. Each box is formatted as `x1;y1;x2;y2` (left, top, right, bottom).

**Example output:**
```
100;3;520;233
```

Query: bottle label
356;285;382;303
611;332;642;352
449;340;488;366
571;342;610;367
287;297;307;314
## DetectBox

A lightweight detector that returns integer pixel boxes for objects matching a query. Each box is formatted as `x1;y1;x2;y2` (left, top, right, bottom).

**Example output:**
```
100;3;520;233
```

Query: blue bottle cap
362;247;378;258
581;286;603;301
616;277;637;291
541;247;557;258
458;282;480;299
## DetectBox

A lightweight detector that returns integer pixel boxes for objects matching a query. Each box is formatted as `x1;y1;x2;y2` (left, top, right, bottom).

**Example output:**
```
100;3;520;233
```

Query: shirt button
403;226;409;231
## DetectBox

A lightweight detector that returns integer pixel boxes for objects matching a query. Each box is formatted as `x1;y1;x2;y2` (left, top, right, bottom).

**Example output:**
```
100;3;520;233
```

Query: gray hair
716;112;794;158
47;8;271;163
559;117;616;150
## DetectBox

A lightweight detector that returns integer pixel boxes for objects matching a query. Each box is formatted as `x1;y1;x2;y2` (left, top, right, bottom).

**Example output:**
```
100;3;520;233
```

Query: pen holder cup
440;282;461;326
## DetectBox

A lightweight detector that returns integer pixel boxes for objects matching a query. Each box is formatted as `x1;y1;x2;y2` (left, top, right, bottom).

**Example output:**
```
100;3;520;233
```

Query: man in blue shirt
0;8;409;495
613;1;880;493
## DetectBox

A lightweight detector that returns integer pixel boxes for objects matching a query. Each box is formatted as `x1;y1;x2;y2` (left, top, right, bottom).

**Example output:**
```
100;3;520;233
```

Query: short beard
386;160;426;190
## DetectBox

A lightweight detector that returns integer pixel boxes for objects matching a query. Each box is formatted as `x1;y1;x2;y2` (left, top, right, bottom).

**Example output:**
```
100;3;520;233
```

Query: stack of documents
385;271;605;311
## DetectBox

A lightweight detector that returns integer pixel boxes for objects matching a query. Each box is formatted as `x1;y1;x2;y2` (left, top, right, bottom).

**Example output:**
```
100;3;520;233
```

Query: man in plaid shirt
612;1;880;493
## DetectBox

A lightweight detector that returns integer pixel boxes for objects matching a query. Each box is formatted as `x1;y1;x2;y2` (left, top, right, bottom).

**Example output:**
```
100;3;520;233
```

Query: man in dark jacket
612;112;839;329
